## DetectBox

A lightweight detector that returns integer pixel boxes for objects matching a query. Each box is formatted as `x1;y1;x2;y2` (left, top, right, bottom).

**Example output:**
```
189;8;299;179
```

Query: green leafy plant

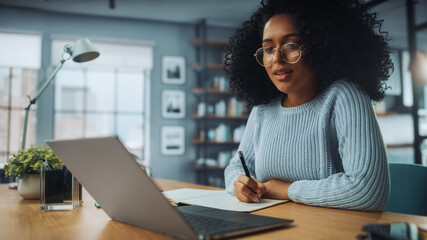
4;145;63;177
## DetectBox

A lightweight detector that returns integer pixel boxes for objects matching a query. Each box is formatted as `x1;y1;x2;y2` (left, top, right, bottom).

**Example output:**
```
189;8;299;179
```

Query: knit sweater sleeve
287;82;390;211
224;107;259;194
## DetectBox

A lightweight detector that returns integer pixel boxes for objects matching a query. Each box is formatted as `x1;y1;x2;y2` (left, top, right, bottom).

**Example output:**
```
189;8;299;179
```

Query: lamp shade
72;38;100;63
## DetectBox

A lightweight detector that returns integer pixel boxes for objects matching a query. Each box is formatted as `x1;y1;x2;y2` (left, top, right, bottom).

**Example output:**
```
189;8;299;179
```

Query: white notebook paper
163;188;288;212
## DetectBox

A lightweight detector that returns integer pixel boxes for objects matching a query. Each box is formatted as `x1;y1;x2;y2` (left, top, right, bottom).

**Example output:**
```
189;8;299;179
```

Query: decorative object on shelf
4;145;63;199
215;124;230;142
195;158;219;167
197;102;206;116
162;55;186;84
162;89;186;119
161;126;185;155
214;100;227;116
197;124;245;143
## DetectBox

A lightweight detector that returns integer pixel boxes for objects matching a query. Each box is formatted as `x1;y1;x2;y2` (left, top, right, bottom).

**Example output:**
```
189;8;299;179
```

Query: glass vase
39;163;82;210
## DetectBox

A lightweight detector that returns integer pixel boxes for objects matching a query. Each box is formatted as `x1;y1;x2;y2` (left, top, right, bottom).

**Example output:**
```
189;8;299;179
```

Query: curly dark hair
224;0;393;106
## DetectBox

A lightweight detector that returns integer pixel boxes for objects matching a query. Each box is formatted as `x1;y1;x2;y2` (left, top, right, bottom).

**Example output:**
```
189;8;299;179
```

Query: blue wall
0;6;234;183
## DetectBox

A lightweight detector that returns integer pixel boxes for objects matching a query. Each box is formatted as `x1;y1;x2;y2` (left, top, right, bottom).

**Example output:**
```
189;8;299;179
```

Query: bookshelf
192;20;249;187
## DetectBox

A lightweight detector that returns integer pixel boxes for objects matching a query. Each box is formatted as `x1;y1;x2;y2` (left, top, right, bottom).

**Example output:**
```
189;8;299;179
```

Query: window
402;51;413;107
52;38;152;165
0;32;41;163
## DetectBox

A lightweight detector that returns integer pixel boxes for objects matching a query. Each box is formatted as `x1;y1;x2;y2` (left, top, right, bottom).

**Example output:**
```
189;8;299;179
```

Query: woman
224;0;392;211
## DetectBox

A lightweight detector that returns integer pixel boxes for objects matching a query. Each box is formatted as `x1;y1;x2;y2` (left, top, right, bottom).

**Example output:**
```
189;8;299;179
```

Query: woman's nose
272;49;284;64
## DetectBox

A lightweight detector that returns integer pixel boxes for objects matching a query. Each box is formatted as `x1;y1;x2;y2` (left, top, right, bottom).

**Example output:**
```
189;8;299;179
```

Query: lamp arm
33;59;66;102
21;59;67;150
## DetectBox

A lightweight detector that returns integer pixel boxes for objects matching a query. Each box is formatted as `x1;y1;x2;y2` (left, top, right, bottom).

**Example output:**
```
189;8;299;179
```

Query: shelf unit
192;20;249;187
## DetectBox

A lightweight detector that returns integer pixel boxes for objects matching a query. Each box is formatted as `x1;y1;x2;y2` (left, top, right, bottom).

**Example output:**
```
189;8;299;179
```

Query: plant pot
18;174;40;199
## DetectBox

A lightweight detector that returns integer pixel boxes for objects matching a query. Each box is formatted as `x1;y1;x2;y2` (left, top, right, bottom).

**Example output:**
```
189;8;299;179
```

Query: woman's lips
274;71;293;81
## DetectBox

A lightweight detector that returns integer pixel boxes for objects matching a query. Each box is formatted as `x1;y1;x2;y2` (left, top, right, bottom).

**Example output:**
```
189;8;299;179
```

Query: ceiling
0;0;260;27
1;0;426;49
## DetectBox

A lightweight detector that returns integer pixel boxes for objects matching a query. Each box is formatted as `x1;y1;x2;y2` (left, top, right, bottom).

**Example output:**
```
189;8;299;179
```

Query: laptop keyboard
178;210;252;236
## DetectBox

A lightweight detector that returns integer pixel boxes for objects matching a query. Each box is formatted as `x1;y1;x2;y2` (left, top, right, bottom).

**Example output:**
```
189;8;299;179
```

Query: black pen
238;151;259;202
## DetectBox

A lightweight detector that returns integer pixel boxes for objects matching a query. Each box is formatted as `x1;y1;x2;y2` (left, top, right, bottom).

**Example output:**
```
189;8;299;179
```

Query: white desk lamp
21;38;100;150
7;38;99;189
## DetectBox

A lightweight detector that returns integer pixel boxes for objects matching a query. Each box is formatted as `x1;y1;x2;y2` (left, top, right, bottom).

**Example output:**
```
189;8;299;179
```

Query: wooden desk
1;179;426;240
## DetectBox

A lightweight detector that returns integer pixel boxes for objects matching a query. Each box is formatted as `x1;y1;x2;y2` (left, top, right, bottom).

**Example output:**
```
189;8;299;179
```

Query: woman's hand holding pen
233;175;266;203
233;176;291;203
235;151;265;202
235;151;290;202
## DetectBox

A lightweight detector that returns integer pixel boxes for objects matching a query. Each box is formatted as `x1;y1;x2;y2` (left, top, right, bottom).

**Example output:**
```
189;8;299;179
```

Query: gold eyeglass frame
253;42;302;67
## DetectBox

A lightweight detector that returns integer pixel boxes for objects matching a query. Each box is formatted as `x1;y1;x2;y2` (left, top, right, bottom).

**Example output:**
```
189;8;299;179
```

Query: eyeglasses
254;42;302;67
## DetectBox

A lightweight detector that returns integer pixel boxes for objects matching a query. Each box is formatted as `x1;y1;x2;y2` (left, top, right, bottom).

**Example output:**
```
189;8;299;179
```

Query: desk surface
1;179;426;240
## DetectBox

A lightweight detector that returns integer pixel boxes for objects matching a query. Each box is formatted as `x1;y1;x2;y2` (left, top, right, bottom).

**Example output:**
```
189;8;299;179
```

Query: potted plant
4;145;62;199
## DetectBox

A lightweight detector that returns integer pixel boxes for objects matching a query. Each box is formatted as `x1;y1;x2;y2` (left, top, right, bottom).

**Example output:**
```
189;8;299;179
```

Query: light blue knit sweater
224;79;390;211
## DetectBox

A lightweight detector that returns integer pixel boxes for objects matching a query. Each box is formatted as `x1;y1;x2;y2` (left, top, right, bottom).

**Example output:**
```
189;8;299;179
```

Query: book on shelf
212;76;228;91
228;97;237;116
163;188;288;212
228;97;247;116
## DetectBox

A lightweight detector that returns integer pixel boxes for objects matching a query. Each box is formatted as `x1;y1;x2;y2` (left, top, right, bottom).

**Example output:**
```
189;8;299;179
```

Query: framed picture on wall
161;126;185;155
162;56;186;84
162;89;186;119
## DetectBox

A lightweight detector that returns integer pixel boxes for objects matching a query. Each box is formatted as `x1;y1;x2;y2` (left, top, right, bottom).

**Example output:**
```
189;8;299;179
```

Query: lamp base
8;182;18;189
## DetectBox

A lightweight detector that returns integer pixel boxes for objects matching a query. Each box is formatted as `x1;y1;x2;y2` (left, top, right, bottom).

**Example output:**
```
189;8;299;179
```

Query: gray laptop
46;136;293;240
